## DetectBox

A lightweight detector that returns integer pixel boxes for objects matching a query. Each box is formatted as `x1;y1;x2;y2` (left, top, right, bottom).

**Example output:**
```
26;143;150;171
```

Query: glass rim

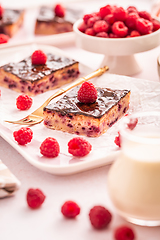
119;111;160;145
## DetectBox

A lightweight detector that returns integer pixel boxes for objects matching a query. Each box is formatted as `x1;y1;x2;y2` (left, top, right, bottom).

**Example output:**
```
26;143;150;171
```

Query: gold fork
5;66;109;126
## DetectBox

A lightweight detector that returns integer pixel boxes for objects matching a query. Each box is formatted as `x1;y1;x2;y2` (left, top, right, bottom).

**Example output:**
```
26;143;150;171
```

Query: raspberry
40;137;60;158
26;188;46;209
99;5;113;18
125;12;139;29
112;21;128;37
78;22;87;33
104;14;115;25
61;201;80;218
85;28;95;36
54;4;65;17
152;18;160;32
16;94;33;110
83;14;93;24
114;132;121;147
96;32;109;38
113;7;127;22
93;20;109;33
13;127;33;145
114;225;135;240
77;81;97;104
89;206;112;229
87;16;100;28
109;33;118;38
127;117;138;130
0;34;9;44
136;18;153;35
68;137;92;157
0;4;4;18
138;11;152;21
31;50;47;65
130;30;140;37
127;6;138;15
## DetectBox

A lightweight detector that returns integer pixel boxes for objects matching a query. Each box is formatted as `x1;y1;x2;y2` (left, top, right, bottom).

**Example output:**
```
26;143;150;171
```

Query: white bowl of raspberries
73;4;160;75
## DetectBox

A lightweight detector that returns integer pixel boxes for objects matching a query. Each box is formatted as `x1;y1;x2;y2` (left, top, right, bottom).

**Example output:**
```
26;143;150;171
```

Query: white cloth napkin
0;160;21;198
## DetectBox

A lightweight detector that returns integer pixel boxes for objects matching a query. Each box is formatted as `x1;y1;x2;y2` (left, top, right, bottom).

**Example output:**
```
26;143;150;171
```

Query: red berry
40;137;60;158
68;137;92;157
31;50;47;65
113;7;127;22
109;32;118;38
16;94;33;110
112;21;128;37
130;30;140;37
114;132;121;147
99;5;113;18
125;12;139;29
136;18;153;35
127;6;138;15
104;14;115;25
138;10;152;21
96;32;109;38
85;28;95;36
89;205;112;229
13;127;33;145
0;34;9;44
0;4;4;18
87;16;100;28
114;225;135;240
83;14;93;24
127;117;138;130
93;20;109;33
78;81;97;104
54;4;65;17
26;188;46;209
61;201;80;218
152;18;160;32
78;22;87;32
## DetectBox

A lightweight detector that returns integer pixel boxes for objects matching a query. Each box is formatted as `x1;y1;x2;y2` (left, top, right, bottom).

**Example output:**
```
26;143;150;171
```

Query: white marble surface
0;1;160;239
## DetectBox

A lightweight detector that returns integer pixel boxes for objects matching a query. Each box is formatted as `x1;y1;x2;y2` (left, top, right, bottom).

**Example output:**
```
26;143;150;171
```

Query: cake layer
35;6;83;35
0;9;24;37
43;86;131;137
0;53;79;96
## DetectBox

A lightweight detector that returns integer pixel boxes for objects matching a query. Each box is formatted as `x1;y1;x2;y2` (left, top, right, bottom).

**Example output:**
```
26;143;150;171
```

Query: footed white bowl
73;19;160;76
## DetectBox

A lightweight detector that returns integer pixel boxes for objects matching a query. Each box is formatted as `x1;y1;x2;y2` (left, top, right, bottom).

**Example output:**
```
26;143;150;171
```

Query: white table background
0;0;160;239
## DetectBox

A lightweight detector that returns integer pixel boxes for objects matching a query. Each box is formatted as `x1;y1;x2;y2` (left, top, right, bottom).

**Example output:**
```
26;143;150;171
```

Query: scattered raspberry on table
31;50;47;65
114;132;121;148
26;188;46;209
68;137;92;157
16;94;33;110
13;127;33;145
89;205;112;229
114;225;135;240
61;201;80;218
0;34;9;44
40;137;60;158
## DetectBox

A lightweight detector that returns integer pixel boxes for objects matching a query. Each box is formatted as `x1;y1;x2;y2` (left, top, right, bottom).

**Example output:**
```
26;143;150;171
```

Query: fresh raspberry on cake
113;6;127;22
93;20;109;33
0;34;9;44
77;81;97;104
40;137;60;158
61;201;80;218
54;4;65;17
0;4;4;18
26;188;46;209
31;50;47;65
68;137;92;157
16;94;33;110
114;225;135;240
99;4;113;18
136;18;153;35
89;205;112;229
13;127;33;145
112;21;128;37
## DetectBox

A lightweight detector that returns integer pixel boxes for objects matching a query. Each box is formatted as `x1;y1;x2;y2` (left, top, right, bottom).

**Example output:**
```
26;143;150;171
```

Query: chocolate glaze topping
0;9;24;26
37;6;83;24
1;53;78;82
44;86;130;118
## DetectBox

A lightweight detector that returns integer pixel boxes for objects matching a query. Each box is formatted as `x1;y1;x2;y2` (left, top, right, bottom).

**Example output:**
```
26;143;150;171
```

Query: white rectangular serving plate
0;44;160;175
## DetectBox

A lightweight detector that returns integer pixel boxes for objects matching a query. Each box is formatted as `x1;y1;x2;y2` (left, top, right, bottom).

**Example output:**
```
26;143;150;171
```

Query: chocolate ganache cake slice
43;86;131;137
35;5;83;35
0;8;24;37
0;53;79;96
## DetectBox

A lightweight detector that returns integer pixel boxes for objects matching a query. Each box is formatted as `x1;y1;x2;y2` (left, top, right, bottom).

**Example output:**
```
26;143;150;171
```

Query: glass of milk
107;111;160;226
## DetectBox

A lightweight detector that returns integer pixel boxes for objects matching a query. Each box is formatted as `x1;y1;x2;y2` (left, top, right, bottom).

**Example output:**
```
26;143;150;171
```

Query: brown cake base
0;53;79;96
43;86;131;137
0;9;24;37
